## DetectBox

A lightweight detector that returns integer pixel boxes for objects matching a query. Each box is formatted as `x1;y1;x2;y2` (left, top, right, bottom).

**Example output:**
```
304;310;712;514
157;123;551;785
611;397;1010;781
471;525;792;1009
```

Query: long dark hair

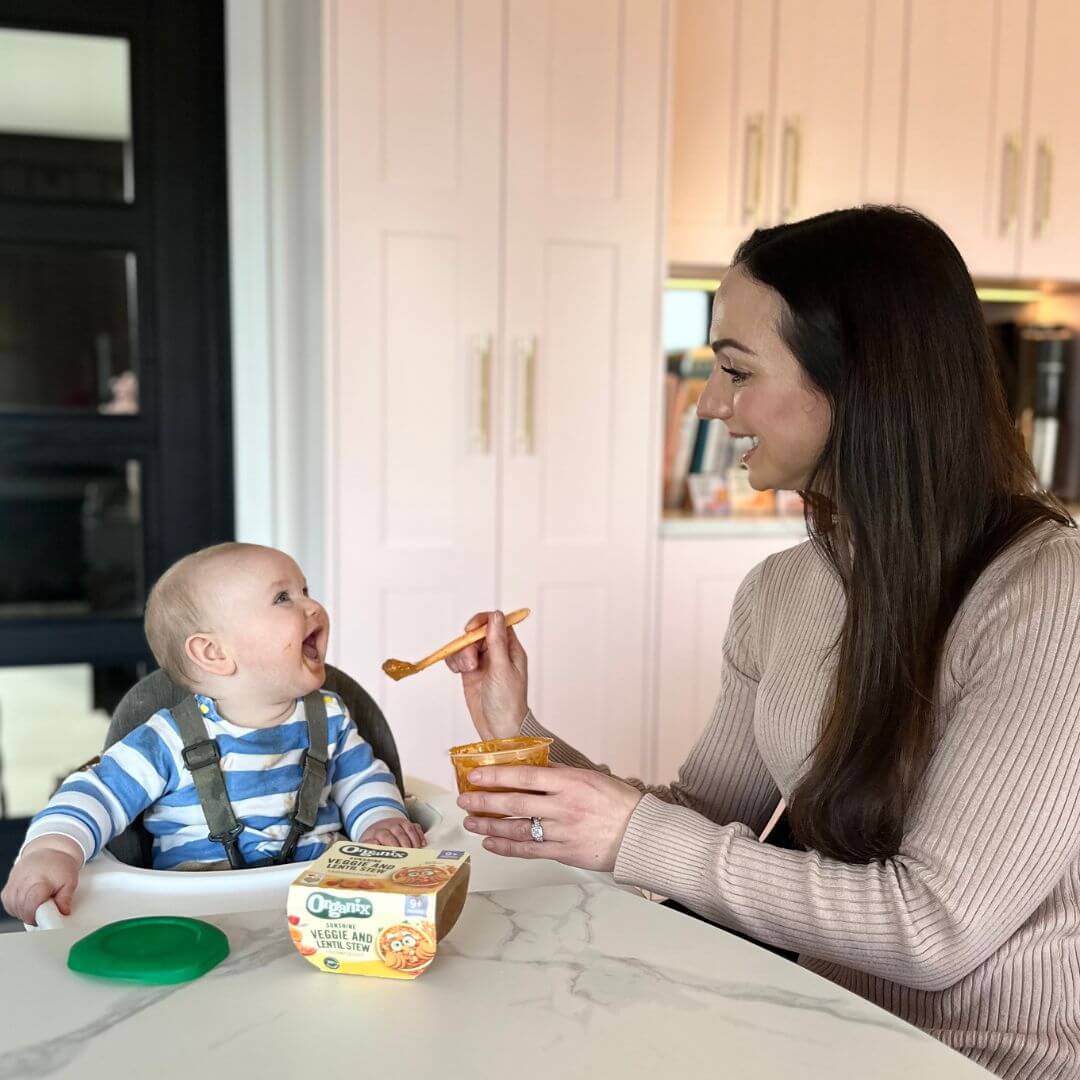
733;206;1074;863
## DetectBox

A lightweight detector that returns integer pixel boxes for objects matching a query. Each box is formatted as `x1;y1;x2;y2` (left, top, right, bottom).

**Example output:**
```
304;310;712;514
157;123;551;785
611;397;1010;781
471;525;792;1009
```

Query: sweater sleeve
521;560;781;835
613;535;1080;992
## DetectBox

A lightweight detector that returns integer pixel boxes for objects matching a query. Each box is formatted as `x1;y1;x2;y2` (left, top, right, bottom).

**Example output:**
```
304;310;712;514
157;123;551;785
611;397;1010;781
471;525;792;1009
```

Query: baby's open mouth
302;630;322;662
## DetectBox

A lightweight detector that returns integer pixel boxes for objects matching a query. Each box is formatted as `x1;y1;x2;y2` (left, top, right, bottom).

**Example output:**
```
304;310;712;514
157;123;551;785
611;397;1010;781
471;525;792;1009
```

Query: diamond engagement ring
530;816;545;842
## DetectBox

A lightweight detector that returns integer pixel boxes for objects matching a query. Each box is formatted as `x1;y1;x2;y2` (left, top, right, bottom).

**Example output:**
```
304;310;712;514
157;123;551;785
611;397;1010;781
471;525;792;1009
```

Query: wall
226;0;326;593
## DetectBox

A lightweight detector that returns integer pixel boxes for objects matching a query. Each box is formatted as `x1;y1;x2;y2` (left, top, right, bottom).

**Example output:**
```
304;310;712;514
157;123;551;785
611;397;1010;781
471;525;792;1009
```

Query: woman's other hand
456;764;642;873
444;610;529;740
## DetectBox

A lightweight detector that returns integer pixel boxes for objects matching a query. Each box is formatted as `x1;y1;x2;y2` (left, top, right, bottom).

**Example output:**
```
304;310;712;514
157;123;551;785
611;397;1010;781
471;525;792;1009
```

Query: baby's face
209;548;330;701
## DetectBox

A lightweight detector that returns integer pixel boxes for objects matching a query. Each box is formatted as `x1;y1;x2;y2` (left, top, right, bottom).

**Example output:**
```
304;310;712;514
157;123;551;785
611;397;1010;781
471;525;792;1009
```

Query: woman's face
697;267;832;492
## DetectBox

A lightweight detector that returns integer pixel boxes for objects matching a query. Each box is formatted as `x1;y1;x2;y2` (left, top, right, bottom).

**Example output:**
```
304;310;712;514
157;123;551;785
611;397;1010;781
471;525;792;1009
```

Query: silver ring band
530;816;545;842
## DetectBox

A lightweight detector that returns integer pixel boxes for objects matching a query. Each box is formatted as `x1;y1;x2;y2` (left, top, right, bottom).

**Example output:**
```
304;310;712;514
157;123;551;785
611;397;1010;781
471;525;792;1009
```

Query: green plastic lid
68;916;230;985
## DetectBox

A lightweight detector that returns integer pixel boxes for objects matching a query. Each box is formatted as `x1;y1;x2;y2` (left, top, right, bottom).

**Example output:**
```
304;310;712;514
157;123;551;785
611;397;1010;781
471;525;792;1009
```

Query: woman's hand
444;610;529;740
456;764;642;873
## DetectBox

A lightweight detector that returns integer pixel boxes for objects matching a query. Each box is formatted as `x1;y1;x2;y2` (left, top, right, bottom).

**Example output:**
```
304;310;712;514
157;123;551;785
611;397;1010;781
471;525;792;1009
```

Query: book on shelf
662;375;706;508
688;416;711;474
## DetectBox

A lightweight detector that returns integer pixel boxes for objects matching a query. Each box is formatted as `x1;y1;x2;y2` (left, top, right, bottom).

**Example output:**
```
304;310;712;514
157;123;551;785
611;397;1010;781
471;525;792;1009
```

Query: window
0;0;233;905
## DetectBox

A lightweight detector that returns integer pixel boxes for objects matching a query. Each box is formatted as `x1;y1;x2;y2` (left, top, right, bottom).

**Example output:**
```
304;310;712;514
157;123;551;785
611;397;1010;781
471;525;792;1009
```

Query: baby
1;542;423;925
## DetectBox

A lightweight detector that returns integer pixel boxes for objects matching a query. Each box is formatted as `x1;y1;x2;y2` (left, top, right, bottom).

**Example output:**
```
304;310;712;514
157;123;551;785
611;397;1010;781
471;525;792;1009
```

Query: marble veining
0;883;990;1079
442;885;918;1042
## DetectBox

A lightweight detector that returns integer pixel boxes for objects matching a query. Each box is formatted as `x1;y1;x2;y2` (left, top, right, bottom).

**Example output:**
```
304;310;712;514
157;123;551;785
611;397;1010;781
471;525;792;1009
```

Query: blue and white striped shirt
24;690;407;869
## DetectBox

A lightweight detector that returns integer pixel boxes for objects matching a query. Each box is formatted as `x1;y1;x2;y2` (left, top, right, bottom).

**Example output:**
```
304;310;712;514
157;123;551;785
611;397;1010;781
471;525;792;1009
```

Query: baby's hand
0;837;83;925
359;818;426;849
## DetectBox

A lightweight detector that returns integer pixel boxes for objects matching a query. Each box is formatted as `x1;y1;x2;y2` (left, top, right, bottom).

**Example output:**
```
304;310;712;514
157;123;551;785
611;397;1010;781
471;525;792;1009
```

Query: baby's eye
302;587;309;597
274;590;290;604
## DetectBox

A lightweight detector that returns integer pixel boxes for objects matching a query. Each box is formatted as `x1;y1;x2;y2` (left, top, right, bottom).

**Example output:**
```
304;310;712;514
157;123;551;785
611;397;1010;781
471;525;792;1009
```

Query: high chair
28;665;450;931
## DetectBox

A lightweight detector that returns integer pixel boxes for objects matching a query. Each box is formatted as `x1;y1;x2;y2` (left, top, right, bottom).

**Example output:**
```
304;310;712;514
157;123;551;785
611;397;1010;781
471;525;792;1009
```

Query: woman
446;207;1080;1079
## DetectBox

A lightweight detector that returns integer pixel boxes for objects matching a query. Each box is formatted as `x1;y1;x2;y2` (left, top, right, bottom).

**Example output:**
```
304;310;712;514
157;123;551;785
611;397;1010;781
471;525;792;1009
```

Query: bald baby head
143;542;268;689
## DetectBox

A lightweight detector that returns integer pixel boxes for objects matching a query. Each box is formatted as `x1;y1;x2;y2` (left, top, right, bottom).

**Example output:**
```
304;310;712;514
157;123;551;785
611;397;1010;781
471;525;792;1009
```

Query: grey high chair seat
103;665;404;868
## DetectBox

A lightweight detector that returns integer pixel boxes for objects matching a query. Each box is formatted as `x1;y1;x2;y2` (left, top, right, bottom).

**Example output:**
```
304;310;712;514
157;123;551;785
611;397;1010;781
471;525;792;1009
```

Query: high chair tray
30;789;618;933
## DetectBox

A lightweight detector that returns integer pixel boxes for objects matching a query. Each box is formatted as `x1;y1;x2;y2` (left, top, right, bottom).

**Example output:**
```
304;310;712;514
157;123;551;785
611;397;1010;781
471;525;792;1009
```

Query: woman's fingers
506;626;528;672
464;611;493;633
458;788;550;819
484;609;509;662
464;814;561;844
457;643;483;671
479;835;561;860
445;613;493;673
463;764;567;792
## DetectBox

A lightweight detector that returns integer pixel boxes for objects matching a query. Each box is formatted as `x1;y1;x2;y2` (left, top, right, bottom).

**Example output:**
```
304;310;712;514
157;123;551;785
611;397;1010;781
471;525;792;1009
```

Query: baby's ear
184;633;237;679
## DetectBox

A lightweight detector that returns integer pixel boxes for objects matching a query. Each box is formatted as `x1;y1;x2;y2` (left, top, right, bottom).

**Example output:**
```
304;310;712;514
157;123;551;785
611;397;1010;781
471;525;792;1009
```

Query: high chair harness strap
172;692;330;869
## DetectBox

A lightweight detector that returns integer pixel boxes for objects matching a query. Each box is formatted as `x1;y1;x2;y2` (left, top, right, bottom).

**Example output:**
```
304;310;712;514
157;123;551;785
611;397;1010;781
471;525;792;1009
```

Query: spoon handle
414;608;530;673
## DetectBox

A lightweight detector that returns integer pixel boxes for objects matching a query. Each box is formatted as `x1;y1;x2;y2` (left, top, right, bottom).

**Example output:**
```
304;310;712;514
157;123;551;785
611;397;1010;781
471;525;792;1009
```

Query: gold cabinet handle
780;116;801;222
513;336;537;455
741;113;765;224
998;134;1020;235
1033;138;1053;239
480;333;493;454
468;333;493;454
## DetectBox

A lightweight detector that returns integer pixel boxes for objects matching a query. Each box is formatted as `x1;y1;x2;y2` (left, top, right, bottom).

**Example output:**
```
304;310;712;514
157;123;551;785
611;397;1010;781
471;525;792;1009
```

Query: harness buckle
182;738;221;772
208;821;243;846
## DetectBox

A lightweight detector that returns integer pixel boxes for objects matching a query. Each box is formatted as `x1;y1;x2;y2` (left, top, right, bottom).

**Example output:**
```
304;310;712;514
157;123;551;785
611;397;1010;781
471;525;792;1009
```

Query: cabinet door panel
901;0;1029;277
654;537;802;783
539;244;617;543
669;0;775;267
325;0;502;785
501;0;668;776
1018;0;1080;280
772;0;873;223
863;0;907;204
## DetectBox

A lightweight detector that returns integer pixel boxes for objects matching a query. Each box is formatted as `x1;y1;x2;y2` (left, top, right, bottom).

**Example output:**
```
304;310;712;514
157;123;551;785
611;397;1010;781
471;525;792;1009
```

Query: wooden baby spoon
381;608;531;681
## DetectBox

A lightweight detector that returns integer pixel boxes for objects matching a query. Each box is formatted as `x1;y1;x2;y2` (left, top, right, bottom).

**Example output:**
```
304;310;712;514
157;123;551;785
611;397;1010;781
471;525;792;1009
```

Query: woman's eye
720;364;749;385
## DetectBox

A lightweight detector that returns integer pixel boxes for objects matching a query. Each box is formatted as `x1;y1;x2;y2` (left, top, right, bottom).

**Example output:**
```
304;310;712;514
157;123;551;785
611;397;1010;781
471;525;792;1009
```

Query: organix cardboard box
287;841;471;978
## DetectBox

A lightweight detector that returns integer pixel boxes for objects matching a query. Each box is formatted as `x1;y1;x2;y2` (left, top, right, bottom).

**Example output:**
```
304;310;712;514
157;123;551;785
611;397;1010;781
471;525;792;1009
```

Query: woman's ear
184;633;237;679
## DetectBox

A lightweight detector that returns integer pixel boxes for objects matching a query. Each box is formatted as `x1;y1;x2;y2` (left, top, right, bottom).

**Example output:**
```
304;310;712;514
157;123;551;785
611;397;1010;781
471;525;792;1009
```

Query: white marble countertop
0;883;990;1079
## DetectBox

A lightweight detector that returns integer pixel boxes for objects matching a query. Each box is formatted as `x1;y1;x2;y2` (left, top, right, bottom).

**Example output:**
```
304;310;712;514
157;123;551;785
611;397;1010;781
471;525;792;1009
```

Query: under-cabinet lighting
666;277;722;292
973;287;1043;303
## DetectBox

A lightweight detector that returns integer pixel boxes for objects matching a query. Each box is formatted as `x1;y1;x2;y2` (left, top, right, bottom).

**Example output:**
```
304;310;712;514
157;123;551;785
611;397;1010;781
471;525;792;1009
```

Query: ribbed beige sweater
523;522;1080;1079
